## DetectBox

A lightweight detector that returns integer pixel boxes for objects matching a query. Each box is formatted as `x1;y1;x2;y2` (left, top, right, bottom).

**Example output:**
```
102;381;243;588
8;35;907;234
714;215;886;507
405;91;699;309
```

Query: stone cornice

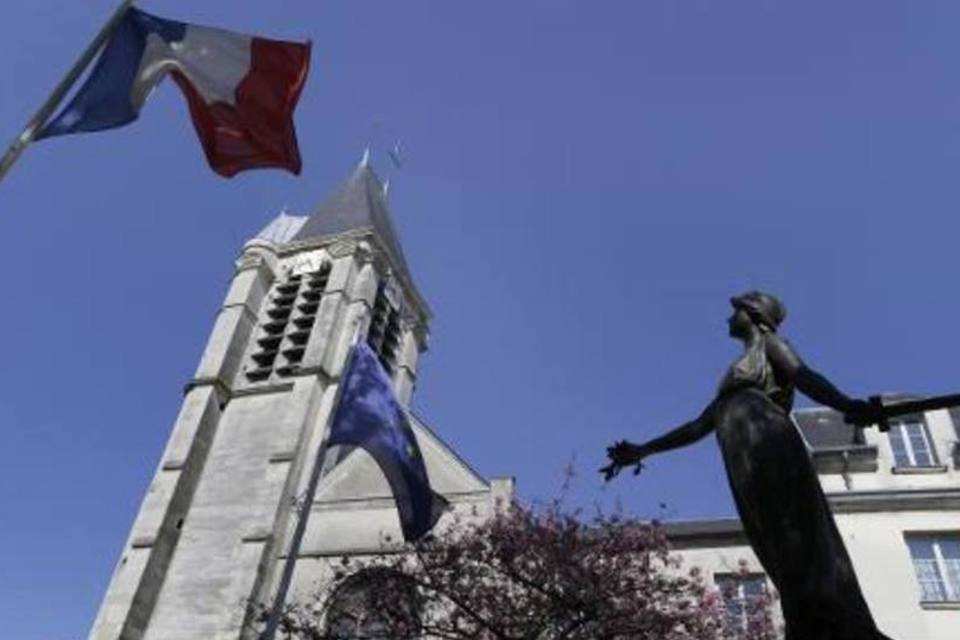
664;519;748;549
182;376;231;399
811;445;879;474
826;487;960;512
282;229;432;327
311;490;491;512
663;487;960;546
183;376;295;399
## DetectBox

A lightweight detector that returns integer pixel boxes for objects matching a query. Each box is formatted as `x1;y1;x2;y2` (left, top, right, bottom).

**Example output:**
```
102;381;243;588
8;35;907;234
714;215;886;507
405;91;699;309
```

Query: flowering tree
261;501;777;640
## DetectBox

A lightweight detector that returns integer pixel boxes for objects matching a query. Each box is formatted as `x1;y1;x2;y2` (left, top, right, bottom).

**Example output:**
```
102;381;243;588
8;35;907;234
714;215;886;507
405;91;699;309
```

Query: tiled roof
791;407;863;449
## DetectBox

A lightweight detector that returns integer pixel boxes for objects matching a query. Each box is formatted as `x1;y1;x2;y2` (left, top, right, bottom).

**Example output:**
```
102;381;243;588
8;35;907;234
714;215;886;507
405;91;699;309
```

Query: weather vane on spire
388;140;404;169
361;120;405;198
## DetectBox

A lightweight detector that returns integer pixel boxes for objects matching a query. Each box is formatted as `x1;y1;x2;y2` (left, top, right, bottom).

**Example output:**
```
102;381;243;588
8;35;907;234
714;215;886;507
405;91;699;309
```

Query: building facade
88;156;512;640
668;402;960;640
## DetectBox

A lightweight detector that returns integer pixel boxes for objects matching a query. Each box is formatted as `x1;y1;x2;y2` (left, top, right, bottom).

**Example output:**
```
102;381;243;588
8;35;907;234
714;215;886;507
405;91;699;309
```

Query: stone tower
89;156;513;640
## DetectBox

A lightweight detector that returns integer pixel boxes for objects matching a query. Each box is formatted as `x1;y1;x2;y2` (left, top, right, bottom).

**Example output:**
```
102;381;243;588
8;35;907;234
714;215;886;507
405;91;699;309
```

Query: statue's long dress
713;337;893;640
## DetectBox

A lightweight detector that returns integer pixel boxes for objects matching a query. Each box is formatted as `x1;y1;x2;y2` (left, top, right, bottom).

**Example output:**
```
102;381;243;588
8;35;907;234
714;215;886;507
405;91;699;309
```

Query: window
324;568;420;639
949;408;960;468
906;534;960;603
888;415;938;468
715;573;769;634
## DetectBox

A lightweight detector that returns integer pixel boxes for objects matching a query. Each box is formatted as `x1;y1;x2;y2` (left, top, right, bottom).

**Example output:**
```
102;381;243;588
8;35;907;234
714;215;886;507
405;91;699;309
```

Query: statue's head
729;291;786;337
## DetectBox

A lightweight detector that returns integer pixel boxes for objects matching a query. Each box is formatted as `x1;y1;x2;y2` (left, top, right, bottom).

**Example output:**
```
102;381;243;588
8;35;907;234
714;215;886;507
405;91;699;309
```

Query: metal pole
0;0;136;186
260;319;367;639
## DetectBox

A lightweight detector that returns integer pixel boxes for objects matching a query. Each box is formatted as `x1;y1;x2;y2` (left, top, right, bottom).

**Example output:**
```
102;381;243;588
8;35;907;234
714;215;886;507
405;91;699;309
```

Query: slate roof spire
292;151;410;279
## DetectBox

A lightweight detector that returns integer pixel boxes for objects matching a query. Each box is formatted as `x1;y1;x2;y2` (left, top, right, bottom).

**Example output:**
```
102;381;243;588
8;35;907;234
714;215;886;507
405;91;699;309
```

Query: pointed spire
292;159;410;280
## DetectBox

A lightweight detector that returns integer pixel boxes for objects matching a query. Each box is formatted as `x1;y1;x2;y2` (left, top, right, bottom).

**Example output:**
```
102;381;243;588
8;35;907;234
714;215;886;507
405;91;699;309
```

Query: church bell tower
88;156;511;640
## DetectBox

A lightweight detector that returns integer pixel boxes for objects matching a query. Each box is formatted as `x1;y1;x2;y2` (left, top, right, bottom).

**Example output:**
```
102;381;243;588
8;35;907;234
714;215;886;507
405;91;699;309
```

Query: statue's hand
599;462;621;482
600;440;647;482
608;440;646;465
844;399;882;428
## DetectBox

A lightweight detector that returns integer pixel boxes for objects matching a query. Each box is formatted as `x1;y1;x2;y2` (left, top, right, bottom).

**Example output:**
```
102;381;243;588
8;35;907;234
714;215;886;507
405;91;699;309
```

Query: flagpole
0;0;136;186
260;318;366;640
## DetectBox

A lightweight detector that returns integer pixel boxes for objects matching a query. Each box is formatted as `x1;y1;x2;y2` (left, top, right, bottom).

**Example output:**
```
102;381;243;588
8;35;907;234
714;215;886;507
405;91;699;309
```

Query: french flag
38;8;311;177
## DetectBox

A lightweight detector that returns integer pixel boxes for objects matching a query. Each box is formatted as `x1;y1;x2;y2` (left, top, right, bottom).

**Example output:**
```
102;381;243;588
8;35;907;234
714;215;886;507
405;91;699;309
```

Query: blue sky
1;1;959;637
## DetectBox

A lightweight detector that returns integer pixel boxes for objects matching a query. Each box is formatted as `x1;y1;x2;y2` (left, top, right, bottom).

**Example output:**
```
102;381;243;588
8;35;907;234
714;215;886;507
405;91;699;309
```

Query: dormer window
888;415;938;468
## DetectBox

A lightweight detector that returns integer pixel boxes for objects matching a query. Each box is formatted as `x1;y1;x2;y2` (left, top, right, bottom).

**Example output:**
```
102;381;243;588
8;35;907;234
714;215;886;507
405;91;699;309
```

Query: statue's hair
730;291;786;332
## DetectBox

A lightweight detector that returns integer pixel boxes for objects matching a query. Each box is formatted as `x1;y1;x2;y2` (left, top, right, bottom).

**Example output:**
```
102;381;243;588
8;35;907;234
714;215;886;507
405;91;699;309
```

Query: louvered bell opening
276;264;330;377
292;312;317;330
275;281;300;296
245;368;271;382
257;335;283;350
250;350;278;367
367;283;402;375
272;292;298;307
379;311;402;374
261;319;287;335
266;305;293;321
287;329;311;346
281;346;306;362
246;276;301;382
301;289;322;303
306;276;326;291
367;292;389;353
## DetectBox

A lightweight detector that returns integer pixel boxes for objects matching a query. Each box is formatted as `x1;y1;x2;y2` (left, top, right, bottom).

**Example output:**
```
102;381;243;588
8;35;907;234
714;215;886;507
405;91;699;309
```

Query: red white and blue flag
38;8;311;177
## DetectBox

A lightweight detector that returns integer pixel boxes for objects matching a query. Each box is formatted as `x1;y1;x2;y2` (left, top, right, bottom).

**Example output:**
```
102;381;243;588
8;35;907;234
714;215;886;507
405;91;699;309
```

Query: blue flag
328;342;447;541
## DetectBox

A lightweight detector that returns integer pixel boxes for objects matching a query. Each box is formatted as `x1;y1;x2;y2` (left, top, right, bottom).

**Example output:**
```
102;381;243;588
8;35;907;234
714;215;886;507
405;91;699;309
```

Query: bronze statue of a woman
601;292;894;640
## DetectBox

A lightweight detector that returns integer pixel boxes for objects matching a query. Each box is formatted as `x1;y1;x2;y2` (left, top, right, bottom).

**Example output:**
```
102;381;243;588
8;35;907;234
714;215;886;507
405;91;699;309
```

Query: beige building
88;156;512;640
667;402;960;639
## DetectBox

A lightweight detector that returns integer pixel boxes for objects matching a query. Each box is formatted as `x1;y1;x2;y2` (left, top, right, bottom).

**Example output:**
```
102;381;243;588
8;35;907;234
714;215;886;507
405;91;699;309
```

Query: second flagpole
258;318;368;640
0;0;136;187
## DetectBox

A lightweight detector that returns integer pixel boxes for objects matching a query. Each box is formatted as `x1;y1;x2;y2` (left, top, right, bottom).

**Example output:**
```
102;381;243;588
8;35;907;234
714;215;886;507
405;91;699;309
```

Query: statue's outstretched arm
601;405;715;480
636;406;716;456
765;334;857;413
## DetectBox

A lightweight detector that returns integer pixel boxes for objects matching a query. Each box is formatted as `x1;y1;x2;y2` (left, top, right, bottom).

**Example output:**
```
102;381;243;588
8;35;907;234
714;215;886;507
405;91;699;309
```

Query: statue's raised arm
763;332;878;426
